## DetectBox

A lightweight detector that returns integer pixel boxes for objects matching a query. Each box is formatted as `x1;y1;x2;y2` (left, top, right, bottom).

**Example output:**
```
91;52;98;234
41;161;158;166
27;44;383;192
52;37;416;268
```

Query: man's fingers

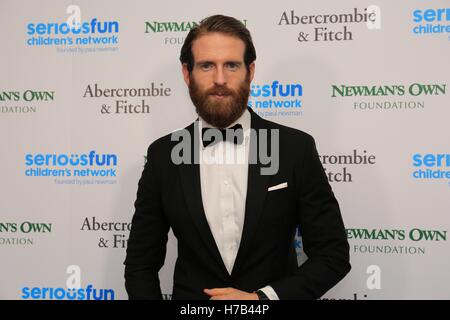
209;294;234;300
204;287;233;296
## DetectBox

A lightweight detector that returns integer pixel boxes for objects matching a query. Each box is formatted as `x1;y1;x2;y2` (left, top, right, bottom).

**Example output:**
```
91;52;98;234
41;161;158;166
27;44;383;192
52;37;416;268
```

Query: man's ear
248;62;255;83
182;64;190;86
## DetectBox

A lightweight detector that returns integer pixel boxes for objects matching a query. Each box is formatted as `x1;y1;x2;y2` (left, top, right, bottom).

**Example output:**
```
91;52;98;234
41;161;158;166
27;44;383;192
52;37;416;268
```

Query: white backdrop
1;0;449;300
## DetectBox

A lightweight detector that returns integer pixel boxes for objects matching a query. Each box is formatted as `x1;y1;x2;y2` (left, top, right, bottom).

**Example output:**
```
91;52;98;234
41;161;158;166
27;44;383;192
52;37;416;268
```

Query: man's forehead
191;32;245;62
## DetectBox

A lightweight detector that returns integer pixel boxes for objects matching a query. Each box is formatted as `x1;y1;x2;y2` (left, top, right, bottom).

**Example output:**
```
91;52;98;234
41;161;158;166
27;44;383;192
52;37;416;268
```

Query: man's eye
226;63;239;70
200;64;213;70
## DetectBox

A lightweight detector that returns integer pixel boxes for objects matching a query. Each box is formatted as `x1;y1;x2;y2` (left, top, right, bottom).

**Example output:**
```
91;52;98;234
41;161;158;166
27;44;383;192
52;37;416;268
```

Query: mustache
205;86;235;96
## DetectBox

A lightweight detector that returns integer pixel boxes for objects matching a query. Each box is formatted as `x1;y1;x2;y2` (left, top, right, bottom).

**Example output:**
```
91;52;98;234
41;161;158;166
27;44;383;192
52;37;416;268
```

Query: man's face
182;32;255;128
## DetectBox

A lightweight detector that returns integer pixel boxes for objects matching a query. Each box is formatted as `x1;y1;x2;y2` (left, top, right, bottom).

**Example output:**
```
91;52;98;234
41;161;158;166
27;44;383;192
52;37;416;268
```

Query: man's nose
213;66;227;86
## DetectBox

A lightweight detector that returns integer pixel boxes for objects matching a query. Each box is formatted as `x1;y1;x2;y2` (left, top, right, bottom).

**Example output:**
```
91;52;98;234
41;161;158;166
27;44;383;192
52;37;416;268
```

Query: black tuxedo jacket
124;107;350;300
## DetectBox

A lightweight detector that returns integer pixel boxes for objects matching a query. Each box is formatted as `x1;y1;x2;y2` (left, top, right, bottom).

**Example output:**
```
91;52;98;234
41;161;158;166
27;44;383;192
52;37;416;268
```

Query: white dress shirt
198;109;279;300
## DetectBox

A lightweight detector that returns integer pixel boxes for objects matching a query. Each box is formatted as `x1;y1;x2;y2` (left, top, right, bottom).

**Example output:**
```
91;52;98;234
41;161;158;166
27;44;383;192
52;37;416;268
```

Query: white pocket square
268;182;288;191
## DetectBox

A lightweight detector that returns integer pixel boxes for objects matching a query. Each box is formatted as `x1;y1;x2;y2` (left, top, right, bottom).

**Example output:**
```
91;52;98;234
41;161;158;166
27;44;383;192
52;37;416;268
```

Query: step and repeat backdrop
1;0;449;300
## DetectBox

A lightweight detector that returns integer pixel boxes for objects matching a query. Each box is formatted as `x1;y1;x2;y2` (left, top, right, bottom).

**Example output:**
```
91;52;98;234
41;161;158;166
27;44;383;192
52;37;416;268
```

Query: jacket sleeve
124;142;170;300
270;135;351;299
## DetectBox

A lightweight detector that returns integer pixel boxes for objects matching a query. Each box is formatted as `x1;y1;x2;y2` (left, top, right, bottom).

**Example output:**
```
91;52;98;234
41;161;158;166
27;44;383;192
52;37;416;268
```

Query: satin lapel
232;108;272;277
177;121;229;276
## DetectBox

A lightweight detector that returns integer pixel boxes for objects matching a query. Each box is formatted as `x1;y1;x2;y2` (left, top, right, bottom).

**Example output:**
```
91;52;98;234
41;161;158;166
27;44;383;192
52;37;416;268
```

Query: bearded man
124;14;350;300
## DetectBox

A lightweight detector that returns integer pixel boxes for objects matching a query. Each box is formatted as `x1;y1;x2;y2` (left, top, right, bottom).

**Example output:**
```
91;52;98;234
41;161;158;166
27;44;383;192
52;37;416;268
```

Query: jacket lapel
177;122;229;276
232;108;272;277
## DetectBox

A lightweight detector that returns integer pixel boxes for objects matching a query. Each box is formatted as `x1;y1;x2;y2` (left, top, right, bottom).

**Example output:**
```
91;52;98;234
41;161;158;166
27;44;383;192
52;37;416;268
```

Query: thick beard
189;74;250;129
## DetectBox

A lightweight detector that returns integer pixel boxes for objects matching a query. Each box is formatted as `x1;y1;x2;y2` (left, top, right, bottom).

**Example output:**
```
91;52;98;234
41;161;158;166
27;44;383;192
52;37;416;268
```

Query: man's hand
203;287;259;300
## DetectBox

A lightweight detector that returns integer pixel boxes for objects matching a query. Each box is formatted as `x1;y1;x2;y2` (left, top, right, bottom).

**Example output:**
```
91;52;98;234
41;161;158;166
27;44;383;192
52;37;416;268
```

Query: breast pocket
267;181;288;192
262;180;296;226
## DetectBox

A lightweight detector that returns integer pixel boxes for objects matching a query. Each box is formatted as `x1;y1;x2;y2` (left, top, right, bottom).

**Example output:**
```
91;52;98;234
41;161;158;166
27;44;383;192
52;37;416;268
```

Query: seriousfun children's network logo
412;153;450;187
21;265;115;300
248;81;303;118
24;150;118;185
412;8;450;39
26;5;119;53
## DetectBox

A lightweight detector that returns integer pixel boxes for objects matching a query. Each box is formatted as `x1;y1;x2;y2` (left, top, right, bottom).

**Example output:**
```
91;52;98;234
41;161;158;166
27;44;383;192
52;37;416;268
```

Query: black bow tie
201;123;244;147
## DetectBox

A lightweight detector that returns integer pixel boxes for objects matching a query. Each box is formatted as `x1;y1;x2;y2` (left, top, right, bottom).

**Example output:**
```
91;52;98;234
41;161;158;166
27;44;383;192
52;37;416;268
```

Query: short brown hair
180;15;256;72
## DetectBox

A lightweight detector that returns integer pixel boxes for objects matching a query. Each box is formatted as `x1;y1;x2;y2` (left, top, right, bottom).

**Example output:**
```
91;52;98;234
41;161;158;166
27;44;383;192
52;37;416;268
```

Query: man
124;15;350;300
